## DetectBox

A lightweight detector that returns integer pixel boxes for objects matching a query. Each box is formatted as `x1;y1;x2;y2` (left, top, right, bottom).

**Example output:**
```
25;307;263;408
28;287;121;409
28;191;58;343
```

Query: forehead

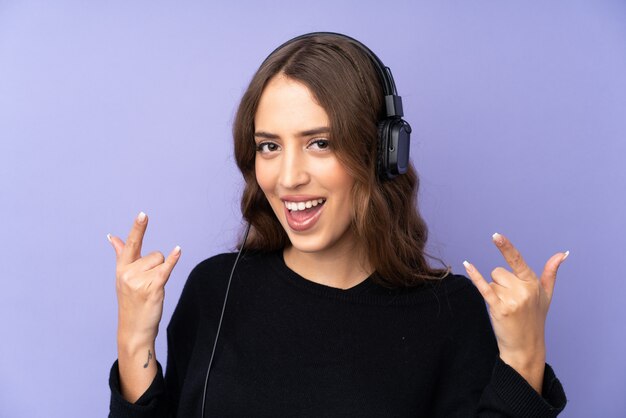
254;75;329;134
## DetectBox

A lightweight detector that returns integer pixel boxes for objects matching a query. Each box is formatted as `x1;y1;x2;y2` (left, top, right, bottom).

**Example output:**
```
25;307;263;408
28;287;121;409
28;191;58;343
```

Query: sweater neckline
261;249;469;306
267;249;378;297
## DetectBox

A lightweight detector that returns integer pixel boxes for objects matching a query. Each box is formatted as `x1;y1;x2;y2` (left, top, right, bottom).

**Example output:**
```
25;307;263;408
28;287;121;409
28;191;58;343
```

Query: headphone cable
200;222;251;418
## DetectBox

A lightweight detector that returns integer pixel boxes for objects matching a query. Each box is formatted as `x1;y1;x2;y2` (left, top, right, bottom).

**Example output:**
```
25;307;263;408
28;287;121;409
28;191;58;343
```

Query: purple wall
1;1;624;416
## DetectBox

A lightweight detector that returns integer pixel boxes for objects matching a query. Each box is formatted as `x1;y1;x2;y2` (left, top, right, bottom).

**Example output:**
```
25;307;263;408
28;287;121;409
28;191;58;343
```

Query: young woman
108;33;567;417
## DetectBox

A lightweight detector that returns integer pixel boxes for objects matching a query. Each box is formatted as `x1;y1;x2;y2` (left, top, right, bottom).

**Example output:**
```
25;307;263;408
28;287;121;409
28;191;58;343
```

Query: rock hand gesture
107;212;181;402
463;233;568;394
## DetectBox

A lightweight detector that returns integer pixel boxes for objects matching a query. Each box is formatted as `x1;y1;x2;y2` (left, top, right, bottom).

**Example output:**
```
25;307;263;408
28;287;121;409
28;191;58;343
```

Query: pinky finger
157;245;182;285
107;234;125;259
463;260;501;308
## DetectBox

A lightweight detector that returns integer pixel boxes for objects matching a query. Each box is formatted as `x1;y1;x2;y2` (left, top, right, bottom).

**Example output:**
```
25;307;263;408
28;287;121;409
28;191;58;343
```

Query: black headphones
262;32;412;180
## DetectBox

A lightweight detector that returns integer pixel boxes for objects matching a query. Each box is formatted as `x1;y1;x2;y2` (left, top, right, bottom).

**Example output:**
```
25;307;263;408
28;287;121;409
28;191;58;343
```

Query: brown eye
309;139;330;150
256;142;279;153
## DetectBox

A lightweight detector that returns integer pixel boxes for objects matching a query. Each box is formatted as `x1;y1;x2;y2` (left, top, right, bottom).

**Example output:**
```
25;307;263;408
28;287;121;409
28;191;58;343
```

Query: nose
278;145;310;189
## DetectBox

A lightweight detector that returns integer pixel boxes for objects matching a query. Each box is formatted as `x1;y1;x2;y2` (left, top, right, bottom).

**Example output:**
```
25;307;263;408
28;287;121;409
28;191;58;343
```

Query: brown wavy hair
233;33;447;287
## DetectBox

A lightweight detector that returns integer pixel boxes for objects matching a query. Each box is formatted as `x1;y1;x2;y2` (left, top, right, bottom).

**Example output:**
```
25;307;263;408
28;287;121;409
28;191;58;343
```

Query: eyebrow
254;126;330;139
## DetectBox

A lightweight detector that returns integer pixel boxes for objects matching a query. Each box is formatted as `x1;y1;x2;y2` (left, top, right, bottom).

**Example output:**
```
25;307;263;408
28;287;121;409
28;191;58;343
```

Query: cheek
324;161;355;201
254;158;272;194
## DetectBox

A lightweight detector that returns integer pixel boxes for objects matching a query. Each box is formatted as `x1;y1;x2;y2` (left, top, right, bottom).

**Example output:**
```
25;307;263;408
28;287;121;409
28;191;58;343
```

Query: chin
285;233;329;254
286;228;355;257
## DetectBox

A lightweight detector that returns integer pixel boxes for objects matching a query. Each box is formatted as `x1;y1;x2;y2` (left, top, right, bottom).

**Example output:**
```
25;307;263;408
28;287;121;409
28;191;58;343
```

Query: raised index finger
119;211;148;265
492;233;535;281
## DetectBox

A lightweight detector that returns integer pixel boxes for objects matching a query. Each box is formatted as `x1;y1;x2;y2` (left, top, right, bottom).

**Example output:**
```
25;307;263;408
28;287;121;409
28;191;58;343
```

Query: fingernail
492;232;504;246
562;250;570;261
173;245;181;255
137;211;147;223
106;233;112;243
463;260;473;272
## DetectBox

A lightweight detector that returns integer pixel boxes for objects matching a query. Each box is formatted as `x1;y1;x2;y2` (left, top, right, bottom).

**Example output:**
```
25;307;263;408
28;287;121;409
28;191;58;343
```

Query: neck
283;242;372;290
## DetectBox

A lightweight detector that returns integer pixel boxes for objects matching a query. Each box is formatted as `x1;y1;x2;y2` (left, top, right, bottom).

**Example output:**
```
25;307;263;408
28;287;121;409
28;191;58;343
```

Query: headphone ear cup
377;118;412;180
390;118;411;177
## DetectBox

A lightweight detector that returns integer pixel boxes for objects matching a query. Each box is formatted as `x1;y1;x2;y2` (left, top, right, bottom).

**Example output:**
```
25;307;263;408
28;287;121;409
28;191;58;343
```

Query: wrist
117;342;158;403
499;345;546;372
117;329;156;356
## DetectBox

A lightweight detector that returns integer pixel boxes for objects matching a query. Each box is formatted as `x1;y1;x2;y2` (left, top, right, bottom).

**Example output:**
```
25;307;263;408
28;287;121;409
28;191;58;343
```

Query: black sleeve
477;358;566;417
431;277;567;417
108;360;171;418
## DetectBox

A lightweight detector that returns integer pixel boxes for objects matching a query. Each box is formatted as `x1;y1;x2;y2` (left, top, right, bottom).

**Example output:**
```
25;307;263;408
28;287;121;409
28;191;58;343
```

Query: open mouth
283;199;326;231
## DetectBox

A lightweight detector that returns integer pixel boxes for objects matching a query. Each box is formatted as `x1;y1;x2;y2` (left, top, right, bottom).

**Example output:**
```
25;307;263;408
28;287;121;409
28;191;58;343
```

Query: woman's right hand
107;211;181;401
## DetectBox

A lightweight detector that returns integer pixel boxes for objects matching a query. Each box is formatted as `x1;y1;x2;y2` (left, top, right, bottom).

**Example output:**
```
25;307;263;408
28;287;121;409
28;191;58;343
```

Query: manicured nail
463;260;473;272
173;245;181;255
106;233;112;243
492;232;504;246
137;211;147;223
562;250;570;261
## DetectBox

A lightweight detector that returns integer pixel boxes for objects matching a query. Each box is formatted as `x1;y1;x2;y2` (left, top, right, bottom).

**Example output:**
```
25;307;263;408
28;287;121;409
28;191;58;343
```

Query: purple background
1;1;624;416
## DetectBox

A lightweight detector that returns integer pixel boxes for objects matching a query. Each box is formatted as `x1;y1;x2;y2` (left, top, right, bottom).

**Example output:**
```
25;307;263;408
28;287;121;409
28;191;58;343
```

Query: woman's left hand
463;233;568;394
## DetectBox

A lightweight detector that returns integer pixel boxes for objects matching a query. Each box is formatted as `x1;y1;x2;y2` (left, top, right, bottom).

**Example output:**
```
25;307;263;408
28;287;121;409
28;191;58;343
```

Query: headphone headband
262;32;404;118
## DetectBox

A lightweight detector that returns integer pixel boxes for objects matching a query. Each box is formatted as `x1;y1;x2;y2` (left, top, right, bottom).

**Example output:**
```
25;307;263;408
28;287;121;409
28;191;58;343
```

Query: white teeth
285;198;325;211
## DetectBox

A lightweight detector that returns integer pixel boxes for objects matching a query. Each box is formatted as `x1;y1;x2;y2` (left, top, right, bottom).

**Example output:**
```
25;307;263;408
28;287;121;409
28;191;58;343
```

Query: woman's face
254;74;357;257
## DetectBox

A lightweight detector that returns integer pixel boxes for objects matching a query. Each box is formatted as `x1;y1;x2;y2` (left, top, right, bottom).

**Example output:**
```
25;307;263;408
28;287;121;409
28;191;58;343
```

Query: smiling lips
283;198;326;231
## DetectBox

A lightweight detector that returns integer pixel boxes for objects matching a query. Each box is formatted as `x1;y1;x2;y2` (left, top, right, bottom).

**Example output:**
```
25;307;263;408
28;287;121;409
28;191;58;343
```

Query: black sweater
109;250;566;417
